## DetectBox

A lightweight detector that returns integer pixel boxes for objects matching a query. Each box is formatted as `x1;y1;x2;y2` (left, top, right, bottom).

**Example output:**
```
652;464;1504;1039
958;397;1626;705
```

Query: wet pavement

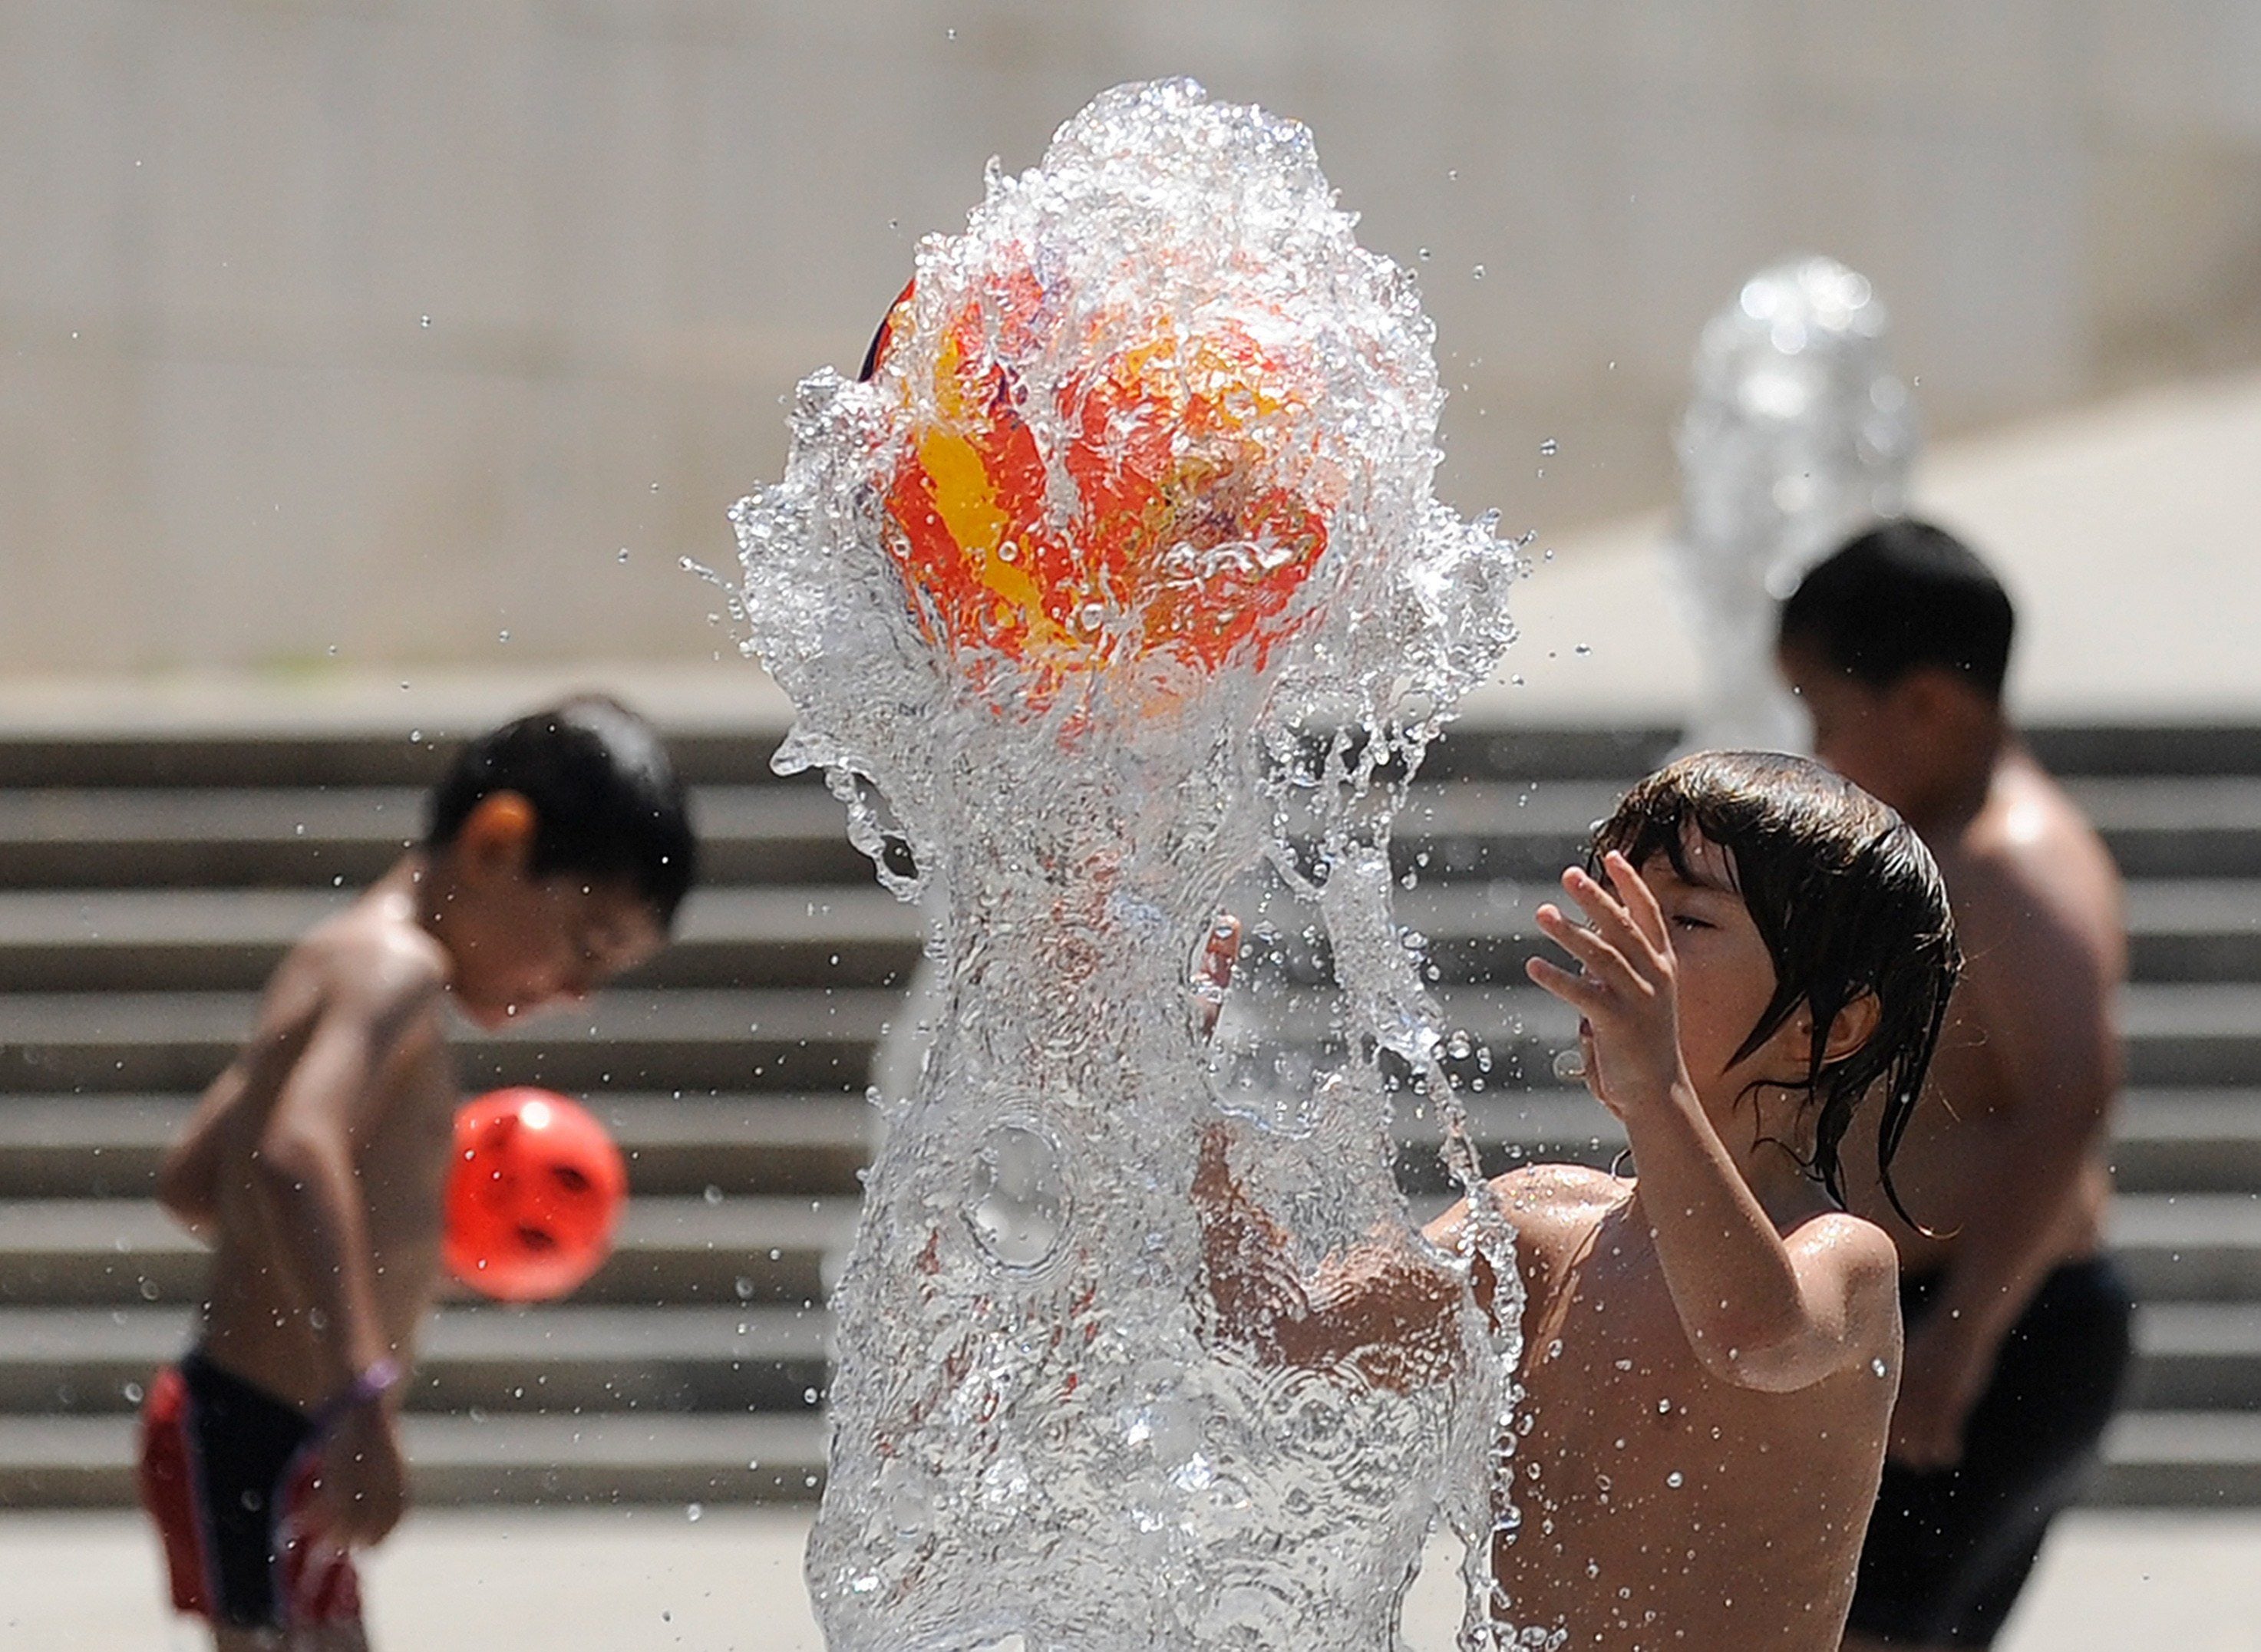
8;1505;2260;1650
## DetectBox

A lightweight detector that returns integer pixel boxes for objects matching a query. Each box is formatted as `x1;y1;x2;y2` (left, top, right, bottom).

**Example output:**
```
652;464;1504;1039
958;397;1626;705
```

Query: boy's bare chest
358;1029;459;1250
1503;1254;1882;1645
1521;1256;1715;1466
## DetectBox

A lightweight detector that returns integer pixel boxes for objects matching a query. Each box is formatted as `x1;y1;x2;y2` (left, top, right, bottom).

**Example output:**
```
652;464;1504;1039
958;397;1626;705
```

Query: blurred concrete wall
4;0;2259;674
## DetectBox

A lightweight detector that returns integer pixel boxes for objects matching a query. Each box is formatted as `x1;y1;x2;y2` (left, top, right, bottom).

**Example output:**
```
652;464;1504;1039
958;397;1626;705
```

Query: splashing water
718;81;1526;1651
1667;255;1918;752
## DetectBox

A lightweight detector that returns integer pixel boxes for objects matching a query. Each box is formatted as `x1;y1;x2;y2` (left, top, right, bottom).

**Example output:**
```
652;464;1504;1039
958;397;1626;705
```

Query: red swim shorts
137;1351;363;1631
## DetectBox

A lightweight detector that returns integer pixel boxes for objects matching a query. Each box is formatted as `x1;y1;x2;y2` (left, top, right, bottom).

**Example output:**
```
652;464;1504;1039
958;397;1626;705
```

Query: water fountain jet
718;80;1526;1651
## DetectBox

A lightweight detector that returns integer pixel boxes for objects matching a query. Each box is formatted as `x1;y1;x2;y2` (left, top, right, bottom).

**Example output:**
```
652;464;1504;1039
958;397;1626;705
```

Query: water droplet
1871;1357;1889;1378
685;1502;703;1522
1538;438;1557;456
1666;1470;1684;1488
1573;643;1592;657
1553;1047;1586;1082
1471;263;1485;280
497;629;510;644
618;547;631;562
420;314;431;328
704;1184;724;1205
962;1121;1068;1267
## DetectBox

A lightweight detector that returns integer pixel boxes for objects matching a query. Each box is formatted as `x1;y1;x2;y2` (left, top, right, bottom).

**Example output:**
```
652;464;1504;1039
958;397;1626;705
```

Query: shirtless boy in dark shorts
1778;522;2132;1651
142;697;694;1649
1200;751;1961;1649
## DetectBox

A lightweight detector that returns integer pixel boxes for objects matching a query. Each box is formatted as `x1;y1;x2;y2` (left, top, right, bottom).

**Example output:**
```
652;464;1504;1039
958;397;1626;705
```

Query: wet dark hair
426;695;696;926
1592;750;1959;1218
1779;518;2015;699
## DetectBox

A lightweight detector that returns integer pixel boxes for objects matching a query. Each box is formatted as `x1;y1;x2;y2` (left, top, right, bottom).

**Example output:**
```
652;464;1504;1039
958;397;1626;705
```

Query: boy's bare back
172;866;458;1416
1470;1163;1896;1650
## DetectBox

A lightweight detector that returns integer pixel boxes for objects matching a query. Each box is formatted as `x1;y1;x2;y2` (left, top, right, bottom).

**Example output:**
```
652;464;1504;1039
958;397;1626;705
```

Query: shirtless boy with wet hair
1198;750;1959;1649
1779;521;2131;1652
141;696;694;1649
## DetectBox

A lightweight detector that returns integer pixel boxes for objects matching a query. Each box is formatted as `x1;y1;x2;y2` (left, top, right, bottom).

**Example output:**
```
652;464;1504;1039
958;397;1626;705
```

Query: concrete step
0;1410;830;1508
1392;879;2261;986
0;1411;2253;1512
0;875;2251;1001
2093;1410;2261;1506
2110;1193;2261;1299
24;1291;2261;1420
2127;1303;2261;1410
1233;979;2261;1093
0;1093;870;1200
0;988;893;1094
0;1196;859;1307
0;1083;2246;1206
2108;1090;2261;1194
0;785;877;889
12;773;2261;899
2124;882;2261;981
0;720;2241;795
0;887;924;992
0;1304;831;1416
2122;984;2261;1086
2068;778;2261;879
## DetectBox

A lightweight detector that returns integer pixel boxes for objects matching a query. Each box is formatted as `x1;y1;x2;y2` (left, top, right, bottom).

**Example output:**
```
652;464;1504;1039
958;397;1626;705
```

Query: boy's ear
458;791;538;879
1820;991;1882;1063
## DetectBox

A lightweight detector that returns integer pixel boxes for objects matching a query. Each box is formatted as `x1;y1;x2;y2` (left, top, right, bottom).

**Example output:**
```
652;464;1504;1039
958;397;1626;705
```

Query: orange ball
443;1088;628;1303
868;273;1336;692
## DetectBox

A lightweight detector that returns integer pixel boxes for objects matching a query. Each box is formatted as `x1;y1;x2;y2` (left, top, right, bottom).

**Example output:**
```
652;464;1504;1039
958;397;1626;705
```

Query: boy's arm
155;1077;244;1240
1892;863;2118;1466
1608;1080;1900;1393
1187;918;1465;1390
253;944;441;1542
1532;856;1899;1393
1194;1126;1466;1392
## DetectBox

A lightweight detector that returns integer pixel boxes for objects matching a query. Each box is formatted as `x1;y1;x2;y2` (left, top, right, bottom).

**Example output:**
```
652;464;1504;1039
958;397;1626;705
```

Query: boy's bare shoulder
282;892;450;1017
1782;1205;1900;1287
1958;757;2121;921
1489;1162;1631;1255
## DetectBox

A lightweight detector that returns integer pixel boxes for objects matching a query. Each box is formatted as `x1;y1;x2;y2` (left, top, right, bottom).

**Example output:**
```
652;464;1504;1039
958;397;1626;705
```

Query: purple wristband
345;1357;402;1409
315;1357;402;1433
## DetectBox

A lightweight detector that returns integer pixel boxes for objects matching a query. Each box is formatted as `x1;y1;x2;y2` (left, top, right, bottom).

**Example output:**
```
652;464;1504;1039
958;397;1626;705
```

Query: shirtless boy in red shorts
142;697;692;1649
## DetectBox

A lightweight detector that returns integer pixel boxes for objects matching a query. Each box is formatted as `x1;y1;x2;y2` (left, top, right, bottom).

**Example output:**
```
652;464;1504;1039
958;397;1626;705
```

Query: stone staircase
0;722;2253;1507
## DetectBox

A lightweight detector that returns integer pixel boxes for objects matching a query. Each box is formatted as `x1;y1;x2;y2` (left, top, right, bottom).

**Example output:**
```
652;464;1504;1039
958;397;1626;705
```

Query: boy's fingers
1534;902;1639;994
1526;954;1606;1011
1566;865;1661;970
1600;852;1669;952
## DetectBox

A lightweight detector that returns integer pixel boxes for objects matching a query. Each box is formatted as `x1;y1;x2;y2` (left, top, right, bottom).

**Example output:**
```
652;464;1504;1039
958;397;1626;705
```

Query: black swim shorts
138;1349;364;1630
1846;1256;2134;1647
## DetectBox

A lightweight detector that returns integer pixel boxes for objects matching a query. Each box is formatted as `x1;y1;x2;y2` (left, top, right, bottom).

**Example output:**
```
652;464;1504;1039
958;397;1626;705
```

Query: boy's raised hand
1527;851;1690;1116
